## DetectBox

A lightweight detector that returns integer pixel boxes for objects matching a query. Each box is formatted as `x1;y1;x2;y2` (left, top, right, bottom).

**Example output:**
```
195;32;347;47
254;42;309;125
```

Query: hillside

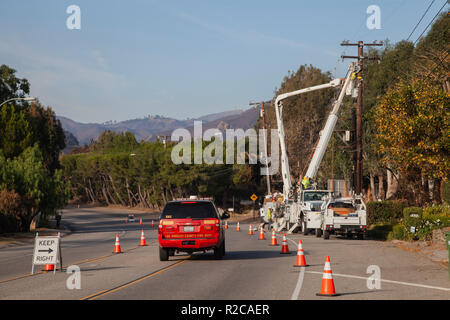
58;108;258;145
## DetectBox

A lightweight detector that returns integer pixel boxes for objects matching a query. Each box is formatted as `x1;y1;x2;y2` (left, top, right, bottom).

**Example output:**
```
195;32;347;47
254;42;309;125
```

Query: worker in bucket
302;176;311;190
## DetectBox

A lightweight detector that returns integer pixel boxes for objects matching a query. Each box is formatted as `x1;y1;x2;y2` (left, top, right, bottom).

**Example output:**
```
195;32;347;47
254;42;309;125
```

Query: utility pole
340;40;382;195
250;100;273;196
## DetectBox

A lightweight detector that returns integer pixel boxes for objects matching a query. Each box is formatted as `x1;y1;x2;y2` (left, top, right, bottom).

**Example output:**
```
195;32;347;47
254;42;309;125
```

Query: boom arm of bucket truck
273;62;356;232
303;64;356;183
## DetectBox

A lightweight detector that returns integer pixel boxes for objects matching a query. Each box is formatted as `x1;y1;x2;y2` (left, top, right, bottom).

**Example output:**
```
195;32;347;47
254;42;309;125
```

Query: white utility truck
321;195;367;239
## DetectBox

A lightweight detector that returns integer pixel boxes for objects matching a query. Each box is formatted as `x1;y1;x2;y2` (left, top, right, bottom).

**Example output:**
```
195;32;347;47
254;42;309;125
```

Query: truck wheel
222;240;226;256
315;228;322;237
301;217;309;235
159;247;169;261
323;230;330;240
214;241;224;260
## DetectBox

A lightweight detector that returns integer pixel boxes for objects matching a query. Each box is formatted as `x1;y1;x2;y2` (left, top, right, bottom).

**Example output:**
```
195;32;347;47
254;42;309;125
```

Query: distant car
158;199;229;261
127;214;136;222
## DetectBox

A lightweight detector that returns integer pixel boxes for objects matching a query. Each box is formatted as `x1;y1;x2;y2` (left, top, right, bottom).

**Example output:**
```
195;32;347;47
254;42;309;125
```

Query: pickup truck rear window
161;202;217;219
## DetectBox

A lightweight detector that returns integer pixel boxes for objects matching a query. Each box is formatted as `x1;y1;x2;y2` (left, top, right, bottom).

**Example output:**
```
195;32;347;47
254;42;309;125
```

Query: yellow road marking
82;258;189;300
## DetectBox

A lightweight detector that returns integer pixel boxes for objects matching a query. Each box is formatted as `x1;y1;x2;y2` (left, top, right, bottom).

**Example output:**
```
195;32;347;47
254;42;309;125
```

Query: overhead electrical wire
406;0;436;41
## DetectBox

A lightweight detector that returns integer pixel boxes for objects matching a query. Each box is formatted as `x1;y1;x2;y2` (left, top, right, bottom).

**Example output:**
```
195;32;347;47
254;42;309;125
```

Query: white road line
305;271;450;292
291;267;305;300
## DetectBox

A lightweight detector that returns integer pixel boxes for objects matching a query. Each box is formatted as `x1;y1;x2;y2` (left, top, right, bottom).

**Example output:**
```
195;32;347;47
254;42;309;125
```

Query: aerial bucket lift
272;62;358;232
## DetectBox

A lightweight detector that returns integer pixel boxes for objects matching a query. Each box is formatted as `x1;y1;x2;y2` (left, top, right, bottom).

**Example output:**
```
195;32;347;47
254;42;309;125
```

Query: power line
406;0;436;41
413;0;448;46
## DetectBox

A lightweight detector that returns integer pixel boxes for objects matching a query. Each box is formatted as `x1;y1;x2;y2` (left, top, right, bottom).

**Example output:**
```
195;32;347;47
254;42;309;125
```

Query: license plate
184;226;194;232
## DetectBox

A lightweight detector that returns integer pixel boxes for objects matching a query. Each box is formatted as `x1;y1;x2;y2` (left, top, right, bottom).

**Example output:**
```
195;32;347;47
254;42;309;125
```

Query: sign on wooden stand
31;232;63;274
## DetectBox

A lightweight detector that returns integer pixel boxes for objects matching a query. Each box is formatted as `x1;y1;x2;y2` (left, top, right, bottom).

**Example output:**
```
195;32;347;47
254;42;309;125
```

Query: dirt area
390;240;448;267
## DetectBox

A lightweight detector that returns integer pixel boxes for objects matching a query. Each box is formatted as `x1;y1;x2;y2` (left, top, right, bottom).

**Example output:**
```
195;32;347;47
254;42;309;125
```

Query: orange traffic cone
113;234;122;253
248;224;254;235
139;229;147;246
44;264;55;272
280;233;290;254
294;240;308;267
270;230;278;246
139;218;143;225
258;226;265;240
152;220;154;227
224;221;228;229
236;222;240;232
316;256;339;296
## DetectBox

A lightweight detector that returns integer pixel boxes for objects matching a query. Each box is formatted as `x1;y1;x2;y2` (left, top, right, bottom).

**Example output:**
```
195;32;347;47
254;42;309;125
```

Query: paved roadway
0;207;449;300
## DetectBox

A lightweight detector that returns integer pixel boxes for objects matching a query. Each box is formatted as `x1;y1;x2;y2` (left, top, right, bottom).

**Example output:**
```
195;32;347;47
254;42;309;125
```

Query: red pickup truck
158;199;229;261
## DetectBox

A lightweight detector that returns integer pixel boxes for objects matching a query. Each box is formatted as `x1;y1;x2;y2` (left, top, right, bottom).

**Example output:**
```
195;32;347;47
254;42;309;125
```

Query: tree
376;78;449;204
0;64;30;102
0;146;70;231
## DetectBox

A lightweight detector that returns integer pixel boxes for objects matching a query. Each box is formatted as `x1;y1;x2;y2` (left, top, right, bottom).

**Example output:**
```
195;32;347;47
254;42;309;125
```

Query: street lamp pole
0;97;37;108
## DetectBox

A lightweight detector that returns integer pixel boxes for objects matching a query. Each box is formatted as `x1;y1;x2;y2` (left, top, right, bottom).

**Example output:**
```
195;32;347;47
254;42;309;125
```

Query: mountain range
58;107;260;151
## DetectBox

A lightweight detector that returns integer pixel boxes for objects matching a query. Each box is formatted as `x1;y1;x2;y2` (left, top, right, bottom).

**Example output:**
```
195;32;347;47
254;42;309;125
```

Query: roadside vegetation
0;65;70;233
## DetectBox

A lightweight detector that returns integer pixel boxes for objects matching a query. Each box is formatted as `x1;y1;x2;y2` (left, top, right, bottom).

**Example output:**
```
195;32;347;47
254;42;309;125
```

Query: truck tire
214;241;225;260
323;230;330;240
315;228;322;237
159;247;169;261
301;216;309;235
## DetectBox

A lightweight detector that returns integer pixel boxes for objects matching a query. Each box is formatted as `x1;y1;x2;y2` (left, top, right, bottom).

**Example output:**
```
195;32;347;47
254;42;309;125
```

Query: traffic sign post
31;232;63;274
250;194;258;219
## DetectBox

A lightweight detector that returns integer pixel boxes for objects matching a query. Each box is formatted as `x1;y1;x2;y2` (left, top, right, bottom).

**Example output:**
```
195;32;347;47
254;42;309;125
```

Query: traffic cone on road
316;256;339;296
224;221;228;229
270;230;278;246
280;233;290;254
139;218;143;225
44;264;55;272
248;224;254;235
258;226;265;240
294;240;308;267
113;234;122;253
139;229;147;246
152;220;154;227
236;222;240;231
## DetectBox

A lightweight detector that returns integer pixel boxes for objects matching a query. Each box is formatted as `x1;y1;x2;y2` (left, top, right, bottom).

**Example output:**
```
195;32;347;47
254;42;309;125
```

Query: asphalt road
0;207;449;300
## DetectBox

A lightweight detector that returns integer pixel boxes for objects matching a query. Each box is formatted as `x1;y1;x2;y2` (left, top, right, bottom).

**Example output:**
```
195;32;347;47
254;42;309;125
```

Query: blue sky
0;0;446;123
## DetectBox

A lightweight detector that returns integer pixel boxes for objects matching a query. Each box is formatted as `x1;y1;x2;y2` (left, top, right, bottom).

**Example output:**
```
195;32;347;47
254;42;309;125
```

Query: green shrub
403;207;423;219
388;224;408;240
367;223;393;240
400;205;450;241
367;200;408;225
423;204;450;217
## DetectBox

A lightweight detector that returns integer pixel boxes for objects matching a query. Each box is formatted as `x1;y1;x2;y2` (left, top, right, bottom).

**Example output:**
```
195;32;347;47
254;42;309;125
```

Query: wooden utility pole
250;100;273;195
341;40;383;195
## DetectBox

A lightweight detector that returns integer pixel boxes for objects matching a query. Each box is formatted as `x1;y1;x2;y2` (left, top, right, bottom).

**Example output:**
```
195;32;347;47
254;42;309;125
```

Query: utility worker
302;176;310;190
266;207;273;231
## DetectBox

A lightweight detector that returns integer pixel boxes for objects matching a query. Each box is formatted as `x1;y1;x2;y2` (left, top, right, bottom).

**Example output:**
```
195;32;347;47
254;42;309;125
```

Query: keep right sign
33;236;59;265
